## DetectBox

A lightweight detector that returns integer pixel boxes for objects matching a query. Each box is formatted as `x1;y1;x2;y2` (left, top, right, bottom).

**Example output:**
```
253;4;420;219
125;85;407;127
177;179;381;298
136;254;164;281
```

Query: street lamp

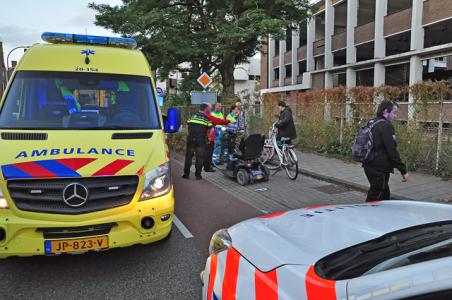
6;46;30;81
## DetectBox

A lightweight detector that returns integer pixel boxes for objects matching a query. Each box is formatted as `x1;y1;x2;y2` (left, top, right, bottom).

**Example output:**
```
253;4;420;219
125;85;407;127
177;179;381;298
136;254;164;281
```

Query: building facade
260;0;452;103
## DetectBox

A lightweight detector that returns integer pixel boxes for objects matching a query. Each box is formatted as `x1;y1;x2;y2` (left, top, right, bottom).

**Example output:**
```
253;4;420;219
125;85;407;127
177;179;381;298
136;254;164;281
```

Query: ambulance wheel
236;169;249;186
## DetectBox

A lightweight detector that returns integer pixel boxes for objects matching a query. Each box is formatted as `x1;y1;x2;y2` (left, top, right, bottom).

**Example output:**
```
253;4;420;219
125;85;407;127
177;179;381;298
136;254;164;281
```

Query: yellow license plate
45;236;109;254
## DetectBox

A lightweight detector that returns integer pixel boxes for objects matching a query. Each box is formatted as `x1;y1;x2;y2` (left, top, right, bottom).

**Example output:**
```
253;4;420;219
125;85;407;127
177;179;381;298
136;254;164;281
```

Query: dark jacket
363;117;407;175
275;106;297;139
187;111;212;142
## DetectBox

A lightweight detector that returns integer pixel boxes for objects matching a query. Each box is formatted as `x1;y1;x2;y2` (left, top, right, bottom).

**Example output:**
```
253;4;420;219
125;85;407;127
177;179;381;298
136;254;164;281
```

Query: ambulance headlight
140;162;171;200
209;229;232;255
0;189;8;209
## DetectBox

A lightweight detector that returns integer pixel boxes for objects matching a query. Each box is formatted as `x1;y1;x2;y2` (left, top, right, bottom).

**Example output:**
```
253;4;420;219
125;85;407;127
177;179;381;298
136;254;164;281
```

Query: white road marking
173;215;194;238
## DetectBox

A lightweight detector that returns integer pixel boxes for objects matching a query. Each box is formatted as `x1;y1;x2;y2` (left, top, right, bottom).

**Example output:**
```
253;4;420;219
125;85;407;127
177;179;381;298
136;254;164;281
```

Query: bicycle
260;123;299;180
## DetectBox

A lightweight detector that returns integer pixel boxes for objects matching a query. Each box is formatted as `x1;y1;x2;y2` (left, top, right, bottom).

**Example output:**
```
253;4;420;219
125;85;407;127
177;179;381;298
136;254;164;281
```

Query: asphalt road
0;157;366;299
0;161;260;300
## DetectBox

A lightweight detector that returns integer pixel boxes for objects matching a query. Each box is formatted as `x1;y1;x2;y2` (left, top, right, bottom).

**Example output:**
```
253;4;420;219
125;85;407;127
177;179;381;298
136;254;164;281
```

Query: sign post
191;72;216;104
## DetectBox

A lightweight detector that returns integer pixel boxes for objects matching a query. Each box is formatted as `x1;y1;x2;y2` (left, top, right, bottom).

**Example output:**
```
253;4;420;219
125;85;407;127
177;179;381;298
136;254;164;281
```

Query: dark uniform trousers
183;111;212;177
184;137;206;177
364;168;390;201
203;142;214;171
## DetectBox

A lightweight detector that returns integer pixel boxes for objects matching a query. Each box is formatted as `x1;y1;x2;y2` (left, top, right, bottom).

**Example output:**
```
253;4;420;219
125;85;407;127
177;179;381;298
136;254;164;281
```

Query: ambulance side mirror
164;107;181;134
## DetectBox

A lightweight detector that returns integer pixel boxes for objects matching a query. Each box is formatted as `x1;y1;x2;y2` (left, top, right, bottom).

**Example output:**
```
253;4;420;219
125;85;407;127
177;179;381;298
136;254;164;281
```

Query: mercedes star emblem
62;183;89;207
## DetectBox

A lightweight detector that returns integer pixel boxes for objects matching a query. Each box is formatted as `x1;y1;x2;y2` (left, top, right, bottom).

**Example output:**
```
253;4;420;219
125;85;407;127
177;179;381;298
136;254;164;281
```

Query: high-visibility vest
211;111;224;119
187;112;212;127
211;110;225;127
226;113;237;123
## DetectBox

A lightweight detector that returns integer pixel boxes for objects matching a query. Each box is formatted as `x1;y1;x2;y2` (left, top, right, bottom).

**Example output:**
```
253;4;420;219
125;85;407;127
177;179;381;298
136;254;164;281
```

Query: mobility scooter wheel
236;169;250;186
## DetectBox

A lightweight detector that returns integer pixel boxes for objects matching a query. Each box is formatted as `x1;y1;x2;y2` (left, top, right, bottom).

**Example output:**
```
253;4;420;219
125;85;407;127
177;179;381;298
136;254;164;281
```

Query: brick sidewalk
297;151;452;203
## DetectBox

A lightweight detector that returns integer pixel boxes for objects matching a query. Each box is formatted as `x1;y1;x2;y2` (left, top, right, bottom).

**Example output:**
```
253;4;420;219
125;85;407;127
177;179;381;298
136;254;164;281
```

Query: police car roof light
41;32;137;49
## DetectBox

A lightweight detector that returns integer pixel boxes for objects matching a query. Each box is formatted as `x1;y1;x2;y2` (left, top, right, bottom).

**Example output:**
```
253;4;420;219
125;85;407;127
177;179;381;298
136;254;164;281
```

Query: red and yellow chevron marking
1;158;136;179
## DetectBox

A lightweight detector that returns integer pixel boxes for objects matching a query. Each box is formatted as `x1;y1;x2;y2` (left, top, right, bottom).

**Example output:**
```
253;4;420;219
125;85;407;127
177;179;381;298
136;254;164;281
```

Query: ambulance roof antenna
84;28;90;65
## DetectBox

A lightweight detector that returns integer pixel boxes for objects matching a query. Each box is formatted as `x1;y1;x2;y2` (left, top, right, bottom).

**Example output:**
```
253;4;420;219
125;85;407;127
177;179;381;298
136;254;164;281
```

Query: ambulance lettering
15;148;136;159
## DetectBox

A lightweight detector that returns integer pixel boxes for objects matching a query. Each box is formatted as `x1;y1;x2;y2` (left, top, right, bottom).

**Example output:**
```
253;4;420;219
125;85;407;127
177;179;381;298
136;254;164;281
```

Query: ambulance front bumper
0;188;175;258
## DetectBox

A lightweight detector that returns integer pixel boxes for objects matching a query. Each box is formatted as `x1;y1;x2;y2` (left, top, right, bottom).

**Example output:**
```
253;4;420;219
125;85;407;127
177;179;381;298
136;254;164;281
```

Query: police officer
183;103;212;180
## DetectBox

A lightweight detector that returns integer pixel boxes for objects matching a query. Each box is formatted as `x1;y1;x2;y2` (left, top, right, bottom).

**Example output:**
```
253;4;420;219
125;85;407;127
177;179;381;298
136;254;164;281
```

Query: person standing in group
227;105;238;123
274;100;297;143
204;103;230;172
362;100;409;201
183;103;212;180
235;101;247;132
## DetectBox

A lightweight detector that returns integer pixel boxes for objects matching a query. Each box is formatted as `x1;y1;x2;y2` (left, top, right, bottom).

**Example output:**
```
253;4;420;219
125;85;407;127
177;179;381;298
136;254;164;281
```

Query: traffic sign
156;87;164;97
191;91;217;104
197;72;213;89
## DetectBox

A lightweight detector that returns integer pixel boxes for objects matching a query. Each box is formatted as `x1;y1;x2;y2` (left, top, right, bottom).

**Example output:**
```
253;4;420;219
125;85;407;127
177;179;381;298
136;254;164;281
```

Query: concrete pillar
374;62;385;104
292;27;300;85
306;18;315;72
374;0;387;59
409;0;425;122
411;0;424;51
346;67;356;122
374;63;385;87
409;56;423;120
268;37;275;85
346;0;358;64
324;0;334;69
324;71;334;120
279;40;286;87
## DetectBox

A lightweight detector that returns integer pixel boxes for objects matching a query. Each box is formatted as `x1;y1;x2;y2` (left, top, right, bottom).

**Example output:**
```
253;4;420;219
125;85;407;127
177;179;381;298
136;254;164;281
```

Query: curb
298;168;410;200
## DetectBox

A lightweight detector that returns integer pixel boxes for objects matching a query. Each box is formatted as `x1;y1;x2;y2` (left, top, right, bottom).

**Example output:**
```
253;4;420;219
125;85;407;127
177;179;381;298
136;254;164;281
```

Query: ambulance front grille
7;176;139;215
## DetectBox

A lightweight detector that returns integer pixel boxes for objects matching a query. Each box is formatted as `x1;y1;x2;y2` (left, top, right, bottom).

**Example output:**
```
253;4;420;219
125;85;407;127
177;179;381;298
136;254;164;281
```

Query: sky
0;0;122;67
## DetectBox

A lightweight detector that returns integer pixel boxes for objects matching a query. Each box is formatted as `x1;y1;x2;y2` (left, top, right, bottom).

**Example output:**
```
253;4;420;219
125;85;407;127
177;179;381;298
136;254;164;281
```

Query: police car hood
0;130;166;180
228;201;452;272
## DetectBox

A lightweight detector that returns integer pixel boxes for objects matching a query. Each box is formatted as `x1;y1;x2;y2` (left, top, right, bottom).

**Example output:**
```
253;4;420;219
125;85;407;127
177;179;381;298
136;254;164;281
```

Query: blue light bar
41;32;137;49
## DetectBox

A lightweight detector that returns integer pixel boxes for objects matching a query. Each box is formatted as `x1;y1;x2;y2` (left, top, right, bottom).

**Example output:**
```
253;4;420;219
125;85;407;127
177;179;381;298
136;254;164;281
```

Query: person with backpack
352;100;409;202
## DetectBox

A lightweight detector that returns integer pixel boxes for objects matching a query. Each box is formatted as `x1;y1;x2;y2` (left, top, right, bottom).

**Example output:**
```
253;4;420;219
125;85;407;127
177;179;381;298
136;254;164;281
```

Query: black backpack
351;119;385;163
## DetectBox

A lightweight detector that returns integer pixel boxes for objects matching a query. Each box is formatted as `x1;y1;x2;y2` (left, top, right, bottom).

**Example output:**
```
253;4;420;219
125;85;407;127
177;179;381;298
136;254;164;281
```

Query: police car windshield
0;71;161;130
315;222;452;280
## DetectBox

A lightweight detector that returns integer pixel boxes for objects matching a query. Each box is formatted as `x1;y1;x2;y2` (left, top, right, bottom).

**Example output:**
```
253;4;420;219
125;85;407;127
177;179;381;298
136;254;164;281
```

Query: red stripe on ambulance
92;159;134;176
55;158;97;170
13;161;57;178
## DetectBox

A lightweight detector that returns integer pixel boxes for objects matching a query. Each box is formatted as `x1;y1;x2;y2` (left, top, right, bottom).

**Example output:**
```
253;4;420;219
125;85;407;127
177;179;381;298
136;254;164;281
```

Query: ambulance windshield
0;71;161;130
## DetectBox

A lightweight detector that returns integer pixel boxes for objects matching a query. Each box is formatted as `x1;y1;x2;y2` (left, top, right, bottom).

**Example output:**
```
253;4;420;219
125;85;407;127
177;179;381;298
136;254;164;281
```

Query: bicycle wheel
212;146;228;170
263;150;280;170
283;148;298;180
260;146;274;164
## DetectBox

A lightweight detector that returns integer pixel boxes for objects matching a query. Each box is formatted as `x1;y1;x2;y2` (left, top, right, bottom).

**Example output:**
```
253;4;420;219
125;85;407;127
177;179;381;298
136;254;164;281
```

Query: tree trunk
219;62;235;102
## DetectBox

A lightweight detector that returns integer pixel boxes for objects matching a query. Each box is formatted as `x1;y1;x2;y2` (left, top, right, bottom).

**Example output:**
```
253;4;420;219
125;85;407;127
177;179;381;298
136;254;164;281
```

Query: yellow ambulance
0;32;180;257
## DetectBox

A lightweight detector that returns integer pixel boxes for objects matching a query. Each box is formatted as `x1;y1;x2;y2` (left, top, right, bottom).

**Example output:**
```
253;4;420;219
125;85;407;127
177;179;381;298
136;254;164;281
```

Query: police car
202;201;452;300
